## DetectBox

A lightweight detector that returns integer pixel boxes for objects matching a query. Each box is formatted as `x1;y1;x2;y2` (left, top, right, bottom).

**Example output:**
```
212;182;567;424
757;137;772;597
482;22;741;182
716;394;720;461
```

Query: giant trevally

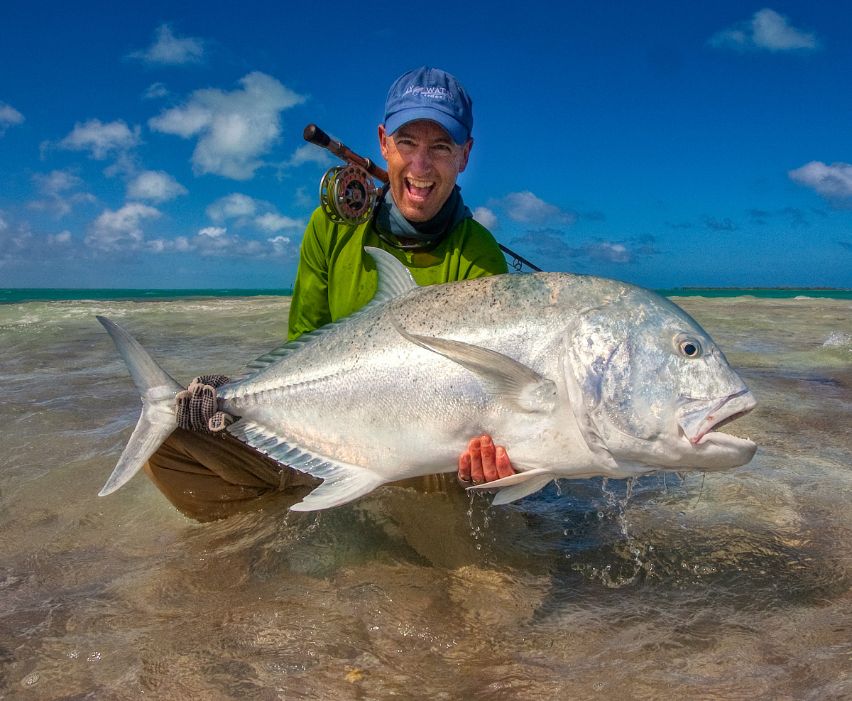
97;248;757;511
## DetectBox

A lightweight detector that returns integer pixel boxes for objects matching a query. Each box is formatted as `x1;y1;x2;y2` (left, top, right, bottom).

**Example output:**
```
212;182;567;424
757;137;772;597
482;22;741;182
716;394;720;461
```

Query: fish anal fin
394;324;557;414
466;468;555;506
227;420;385;511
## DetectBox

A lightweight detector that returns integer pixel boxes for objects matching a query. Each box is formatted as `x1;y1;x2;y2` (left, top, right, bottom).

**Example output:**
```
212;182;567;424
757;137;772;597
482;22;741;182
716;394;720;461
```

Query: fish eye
674;334;703;358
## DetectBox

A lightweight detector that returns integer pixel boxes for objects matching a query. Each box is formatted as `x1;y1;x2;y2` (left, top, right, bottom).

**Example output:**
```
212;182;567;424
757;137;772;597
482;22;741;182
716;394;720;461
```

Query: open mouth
679;389;757;446
405;177;435;202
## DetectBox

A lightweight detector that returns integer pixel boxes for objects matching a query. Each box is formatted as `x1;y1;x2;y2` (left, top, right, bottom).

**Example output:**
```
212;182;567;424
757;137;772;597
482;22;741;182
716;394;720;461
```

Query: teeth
407;178;434;188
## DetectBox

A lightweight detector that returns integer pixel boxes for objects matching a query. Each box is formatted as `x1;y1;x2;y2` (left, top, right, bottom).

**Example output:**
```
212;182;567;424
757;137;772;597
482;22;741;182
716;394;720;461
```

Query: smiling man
287;66;514;488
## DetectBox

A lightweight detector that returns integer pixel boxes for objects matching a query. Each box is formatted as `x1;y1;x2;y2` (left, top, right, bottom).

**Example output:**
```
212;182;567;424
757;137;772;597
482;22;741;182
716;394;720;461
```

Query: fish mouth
678;389;757;448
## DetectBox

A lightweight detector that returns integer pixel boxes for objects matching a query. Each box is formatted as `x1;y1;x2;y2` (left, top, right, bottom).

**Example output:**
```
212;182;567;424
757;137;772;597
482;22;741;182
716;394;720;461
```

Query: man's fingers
480;435;498;482
458;450;472;483
468;436;484;484
495;445;515;479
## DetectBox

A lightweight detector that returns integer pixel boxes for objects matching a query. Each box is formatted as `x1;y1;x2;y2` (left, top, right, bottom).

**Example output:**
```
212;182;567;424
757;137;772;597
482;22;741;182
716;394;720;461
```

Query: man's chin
399;203;438;223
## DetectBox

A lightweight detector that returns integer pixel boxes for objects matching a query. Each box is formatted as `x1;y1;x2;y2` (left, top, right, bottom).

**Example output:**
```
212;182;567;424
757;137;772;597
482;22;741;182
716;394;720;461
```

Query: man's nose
409;144;433;172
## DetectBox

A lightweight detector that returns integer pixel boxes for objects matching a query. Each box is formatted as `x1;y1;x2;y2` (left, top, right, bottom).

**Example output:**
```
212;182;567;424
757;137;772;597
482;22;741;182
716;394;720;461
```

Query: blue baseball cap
383;67;473;145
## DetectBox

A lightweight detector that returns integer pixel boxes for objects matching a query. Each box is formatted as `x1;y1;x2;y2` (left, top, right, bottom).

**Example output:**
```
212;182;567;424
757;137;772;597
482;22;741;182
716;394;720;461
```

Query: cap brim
385;107;469;145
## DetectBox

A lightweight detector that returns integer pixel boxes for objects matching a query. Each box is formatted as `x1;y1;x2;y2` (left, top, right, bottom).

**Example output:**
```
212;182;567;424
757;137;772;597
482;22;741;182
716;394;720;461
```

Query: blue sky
1;1;850;289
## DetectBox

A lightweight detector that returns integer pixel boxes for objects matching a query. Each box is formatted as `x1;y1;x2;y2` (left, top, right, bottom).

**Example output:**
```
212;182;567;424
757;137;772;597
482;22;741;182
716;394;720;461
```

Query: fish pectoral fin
227;421;385;511
466;468;555;506
394;325;557;414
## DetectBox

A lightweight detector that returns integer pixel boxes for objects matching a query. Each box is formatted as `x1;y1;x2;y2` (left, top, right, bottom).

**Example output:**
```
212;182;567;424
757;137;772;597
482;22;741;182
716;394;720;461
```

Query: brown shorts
145;428;457;522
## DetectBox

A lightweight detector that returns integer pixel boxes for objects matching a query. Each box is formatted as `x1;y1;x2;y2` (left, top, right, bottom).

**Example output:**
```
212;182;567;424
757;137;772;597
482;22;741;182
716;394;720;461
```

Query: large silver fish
97;248;757;511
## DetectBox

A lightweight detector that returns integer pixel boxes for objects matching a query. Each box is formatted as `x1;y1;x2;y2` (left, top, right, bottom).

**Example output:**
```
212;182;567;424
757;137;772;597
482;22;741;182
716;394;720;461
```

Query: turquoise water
2;286;850;304
657;287;852;299
0;288;293;304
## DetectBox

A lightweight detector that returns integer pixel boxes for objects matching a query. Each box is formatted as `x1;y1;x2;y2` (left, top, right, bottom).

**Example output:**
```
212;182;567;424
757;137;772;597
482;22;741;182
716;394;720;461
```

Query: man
145;67;514;521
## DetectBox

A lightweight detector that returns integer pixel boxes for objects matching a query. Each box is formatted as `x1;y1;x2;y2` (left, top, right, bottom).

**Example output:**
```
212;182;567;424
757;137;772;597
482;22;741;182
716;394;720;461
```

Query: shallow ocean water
0;294;850;700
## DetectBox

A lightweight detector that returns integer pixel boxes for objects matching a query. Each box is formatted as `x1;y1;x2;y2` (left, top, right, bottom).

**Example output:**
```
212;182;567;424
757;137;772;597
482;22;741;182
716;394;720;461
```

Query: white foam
822;331;852;350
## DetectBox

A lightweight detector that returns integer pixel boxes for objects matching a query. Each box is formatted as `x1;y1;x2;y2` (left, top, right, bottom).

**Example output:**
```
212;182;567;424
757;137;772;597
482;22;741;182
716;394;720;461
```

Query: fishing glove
175;375;236;433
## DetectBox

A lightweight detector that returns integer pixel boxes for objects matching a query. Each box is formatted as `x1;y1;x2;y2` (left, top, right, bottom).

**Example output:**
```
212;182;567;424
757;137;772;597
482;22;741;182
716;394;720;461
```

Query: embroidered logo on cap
403;86;453;102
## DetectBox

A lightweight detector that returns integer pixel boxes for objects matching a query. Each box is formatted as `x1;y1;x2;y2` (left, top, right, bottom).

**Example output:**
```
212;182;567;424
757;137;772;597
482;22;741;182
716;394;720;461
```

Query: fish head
565;286;757;472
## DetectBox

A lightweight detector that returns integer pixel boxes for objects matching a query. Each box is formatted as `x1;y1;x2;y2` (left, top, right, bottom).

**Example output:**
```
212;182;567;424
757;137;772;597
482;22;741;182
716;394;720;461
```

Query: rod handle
303;123;331;148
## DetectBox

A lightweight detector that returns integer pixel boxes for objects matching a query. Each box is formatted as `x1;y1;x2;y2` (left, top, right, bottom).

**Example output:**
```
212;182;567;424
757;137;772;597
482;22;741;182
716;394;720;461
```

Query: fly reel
319;164;378;225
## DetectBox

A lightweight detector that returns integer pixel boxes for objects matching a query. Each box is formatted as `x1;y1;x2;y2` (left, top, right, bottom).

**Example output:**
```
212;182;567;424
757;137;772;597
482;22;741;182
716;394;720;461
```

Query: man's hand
458;435;515;485
175;375;235;433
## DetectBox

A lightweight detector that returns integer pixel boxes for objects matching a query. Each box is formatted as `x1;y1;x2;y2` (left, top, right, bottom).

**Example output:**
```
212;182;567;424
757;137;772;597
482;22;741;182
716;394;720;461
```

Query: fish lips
676;389;758;467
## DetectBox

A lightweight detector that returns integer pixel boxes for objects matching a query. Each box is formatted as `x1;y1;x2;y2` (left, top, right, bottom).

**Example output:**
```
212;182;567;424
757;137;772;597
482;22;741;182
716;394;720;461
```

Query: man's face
378;120;472;222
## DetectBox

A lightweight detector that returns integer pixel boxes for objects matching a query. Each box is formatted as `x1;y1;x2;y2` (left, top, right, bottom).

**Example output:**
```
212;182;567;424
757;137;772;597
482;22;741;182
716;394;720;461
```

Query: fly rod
303;123;542;273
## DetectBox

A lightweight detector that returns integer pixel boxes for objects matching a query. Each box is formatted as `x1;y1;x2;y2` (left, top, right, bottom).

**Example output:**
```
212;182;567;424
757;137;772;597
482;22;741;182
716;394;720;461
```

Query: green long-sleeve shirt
287;208;508;340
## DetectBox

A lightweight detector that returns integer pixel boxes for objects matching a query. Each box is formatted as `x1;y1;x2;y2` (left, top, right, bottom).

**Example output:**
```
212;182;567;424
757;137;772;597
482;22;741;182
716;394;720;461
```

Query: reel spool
319;164;378;225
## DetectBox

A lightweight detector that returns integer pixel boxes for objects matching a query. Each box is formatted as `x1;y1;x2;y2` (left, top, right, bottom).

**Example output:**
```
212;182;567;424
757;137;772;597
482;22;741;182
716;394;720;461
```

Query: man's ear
378;124;389;160
458;138;473;174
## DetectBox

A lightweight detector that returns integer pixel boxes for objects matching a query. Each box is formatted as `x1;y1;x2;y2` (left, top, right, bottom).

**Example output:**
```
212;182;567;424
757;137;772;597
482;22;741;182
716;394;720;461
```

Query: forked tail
96;316;183;496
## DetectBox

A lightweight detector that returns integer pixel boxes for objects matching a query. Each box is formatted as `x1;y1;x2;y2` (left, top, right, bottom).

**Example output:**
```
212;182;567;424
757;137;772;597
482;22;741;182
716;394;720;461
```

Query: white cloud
286;143;333;168
0;210;7;231
198;226;227;238
0;221;81;263
59;119;141;159
29;170;96;216
149;72;306;179
255;212;302;232
584;241;630;263
294;186;314;209
472;206;498;230
709;8;818;52
789;161;852;202
35;170;83;194
206;193;258;222
0;102;24;135
87;203;161;251
143;82;169;100
130;24;205;65
48;230;72;246
205;193;304;241
127;170;188;203
268;235;293;256
179;226;288;258
500;191;576;225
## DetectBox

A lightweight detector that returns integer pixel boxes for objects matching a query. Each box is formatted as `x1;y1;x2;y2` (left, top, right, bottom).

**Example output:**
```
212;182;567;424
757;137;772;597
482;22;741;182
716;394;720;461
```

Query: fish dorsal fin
363;246;418;304
466;468;555;505
227;420;385;511
235;246;417;381
234;333;327;380
394;324;557;414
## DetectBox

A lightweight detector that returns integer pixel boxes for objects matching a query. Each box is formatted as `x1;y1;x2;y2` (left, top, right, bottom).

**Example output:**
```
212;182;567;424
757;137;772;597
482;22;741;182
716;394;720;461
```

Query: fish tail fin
96;316;184;496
